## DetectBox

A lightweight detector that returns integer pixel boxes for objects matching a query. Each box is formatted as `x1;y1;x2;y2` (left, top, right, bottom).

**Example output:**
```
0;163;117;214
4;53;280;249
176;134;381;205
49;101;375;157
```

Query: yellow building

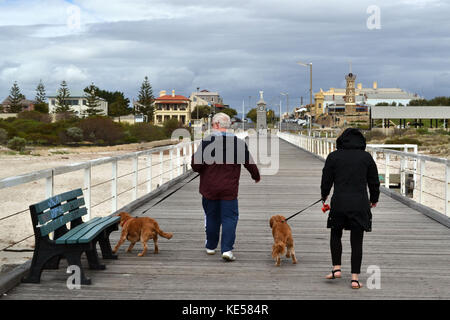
314;76;419;116
154;90;192;126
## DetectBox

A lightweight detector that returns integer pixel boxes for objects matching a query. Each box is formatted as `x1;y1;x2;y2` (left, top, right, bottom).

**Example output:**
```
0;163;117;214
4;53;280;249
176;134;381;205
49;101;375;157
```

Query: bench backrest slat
33;189;83;214
39;207;87;236
37;198;85;225
29;188;87;238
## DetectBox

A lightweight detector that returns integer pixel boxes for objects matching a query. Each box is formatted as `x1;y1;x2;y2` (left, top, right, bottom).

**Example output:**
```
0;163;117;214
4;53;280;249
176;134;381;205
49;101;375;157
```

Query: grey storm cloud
0;0;449;116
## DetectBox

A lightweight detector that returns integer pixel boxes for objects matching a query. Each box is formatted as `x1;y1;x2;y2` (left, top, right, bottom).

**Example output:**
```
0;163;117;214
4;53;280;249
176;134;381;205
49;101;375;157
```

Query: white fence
0;140;199;251
278;131;450;217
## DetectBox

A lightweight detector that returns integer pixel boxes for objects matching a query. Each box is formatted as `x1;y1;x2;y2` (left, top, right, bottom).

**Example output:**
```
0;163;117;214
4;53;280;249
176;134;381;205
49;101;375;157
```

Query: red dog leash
283;199;329;222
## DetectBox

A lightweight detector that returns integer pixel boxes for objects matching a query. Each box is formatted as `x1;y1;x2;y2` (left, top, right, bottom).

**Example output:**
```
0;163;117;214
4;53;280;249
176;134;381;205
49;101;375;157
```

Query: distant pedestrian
321;128;380;289
191;113;260;261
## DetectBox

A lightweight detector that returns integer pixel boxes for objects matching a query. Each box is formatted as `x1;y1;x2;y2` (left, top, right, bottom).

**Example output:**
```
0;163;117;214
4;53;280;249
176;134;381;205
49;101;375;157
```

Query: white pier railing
278;131;450;217
0;140;199;251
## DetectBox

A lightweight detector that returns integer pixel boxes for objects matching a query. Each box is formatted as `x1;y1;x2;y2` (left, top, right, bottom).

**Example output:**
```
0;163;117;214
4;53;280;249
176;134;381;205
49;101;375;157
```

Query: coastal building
190;89;223;107
154;90;191;125
189;89;228;112
314;80;420;116
47;92;108;117
1;97;36;113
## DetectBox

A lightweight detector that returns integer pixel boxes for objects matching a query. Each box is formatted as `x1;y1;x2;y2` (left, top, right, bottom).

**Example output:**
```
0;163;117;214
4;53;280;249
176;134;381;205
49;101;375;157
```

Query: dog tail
272;241;285;259
156;224;173;239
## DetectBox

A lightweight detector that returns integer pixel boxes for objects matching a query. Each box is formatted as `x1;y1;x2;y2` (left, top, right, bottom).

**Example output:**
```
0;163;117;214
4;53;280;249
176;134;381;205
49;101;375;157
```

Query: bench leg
65;251;91;285
85;243;106;270
99;224;118;260
22;250;52;284
43;255;61;270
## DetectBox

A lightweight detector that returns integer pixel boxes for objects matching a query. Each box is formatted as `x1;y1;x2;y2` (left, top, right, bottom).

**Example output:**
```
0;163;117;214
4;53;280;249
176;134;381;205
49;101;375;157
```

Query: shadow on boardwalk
3;139;450;299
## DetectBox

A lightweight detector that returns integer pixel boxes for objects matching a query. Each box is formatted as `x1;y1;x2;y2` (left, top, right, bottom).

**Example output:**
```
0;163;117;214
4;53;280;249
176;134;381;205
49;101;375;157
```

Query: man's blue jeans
202;197;239;254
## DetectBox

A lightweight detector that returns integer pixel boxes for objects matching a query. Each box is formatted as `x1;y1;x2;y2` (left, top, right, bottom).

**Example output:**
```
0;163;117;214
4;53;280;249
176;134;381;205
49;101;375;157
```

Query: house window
82;99;87;105
51;99;55;106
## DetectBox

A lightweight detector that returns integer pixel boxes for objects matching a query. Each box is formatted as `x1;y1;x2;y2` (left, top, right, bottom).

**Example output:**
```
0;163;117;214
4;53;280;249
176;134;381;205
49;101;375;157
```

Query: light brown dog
269;215;297;266
113;212;173;257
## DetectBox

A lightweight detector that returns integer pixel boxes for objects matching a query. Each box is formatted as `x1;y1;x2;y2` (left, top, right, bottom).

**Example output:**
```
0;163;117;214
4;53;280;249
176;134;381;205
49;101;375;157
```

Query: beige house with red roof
154;90;191;125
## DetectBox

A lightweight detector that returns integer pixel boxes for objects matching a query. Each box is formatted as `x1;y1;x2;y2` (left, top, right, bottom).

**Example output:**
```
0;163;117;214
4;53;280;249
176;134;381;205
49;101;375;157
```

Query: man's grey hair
212;112;231;129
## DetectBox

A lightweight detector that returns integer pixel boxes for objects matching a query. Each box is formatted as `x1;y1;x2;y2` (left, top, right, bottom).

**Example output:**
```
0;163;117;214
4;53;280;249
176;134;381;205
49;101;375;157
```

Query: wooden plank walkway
3;139;450;299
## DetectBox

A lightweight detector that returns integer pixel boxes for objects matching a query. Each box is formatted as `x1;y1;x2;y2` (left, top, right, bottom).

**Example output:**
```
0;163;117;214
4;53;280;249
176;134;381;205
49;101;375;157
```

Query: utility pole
242;98;245;131
279;99;282;132
297;61;313;131
196;87;200;121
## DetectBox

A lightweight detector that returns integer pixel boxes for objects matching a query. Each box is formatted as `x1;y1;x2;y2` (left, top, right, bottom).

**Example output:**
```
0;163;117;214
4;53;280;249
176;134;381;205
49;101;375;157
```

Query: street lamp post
297;61;313;133
281;92;289;130
196;87;200;121
279;99;282;132
242;98;245;131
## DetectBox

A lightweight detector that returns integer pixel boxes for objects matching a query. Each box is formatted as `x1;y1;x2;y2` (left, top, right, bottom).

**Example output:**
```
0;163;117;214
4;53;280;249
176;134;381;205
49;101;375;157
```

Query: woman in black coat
321;128;380;289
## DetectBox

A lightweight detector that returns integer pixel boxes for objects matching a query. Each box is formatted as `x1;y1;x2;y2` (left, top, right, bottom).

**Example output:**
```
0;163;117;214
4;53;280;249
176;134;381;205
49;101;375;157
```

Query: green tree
109;95;131;119
84;83;103;117
246;108;257;123
8;81;25;113
221;107;237;118
266;109;276;124
35;79;46;103
34;79;49;113
191;105;211;119
163;118;183;137
136;76;155;121
83;86;132;117
55;80;72;113
7;136;27;151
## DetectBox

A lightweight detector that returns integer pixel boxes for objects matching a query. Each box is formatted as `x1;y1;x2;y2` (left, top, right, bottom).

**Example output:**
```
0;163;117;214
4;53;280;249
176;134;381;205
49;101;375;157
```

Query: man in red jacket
191;113;260;261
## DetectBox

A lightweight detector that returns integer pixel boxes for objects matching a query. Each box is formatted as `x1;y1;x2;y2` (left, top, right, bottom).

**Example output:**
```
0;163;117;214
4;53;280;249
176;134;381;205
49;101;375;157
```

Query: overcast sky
0;0;449;116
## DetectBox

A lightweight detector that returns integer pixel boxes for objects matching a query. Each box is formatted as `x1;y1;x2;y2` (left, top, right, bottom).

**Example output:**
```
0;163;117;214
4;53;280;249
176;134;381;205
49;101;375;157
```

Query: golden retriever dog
113;212;173;257
269;215;297;266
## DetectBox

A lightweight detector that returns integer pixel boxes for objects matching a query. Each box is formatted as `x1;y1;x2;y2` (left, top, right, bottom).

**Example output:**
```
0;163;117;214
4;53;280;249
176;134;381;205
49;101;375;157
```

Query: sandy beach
0;139;183;270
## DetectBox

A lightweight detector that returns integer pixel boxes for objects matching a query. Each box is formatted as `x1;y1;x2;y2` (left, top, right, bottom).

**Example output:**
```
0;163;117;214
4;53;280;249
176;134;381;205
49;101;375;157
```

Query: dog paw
137;253;145;257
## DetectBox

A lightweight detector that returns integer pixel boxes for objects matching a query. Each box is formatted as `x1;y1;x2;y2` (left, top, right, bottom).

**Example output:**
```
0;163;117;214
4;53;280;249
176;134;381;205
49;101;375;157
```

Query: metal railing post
147;153;152;193
169;149;173;180
112;160;118;213
400;156;406;196
84;166;91;220
45;170;54;199
159;151;163;187
177;147;181;176
419;159;425;204
385;153;390;189
133;155;138;201
446;162;450;216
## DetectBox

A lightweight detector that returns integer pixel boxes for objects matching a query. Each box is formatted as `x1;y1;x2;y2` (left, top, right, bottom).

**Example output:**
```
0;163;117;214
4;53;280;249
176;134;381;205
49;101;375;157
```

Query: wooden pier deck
3;139;450;299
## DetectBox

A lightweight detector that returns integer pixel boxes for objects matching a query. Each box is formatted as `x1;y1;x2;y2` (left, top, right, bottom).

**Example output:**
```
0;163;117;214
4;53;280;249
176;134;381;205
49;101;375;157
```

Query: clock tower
256;91;267;133
344;72;357;114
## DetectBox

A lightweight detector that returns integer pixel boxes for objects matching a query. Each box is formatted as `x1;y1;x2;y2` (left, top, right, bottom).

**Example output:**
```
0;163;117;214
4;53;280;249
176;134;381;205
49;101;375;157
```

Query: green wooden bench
22;188;120;285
